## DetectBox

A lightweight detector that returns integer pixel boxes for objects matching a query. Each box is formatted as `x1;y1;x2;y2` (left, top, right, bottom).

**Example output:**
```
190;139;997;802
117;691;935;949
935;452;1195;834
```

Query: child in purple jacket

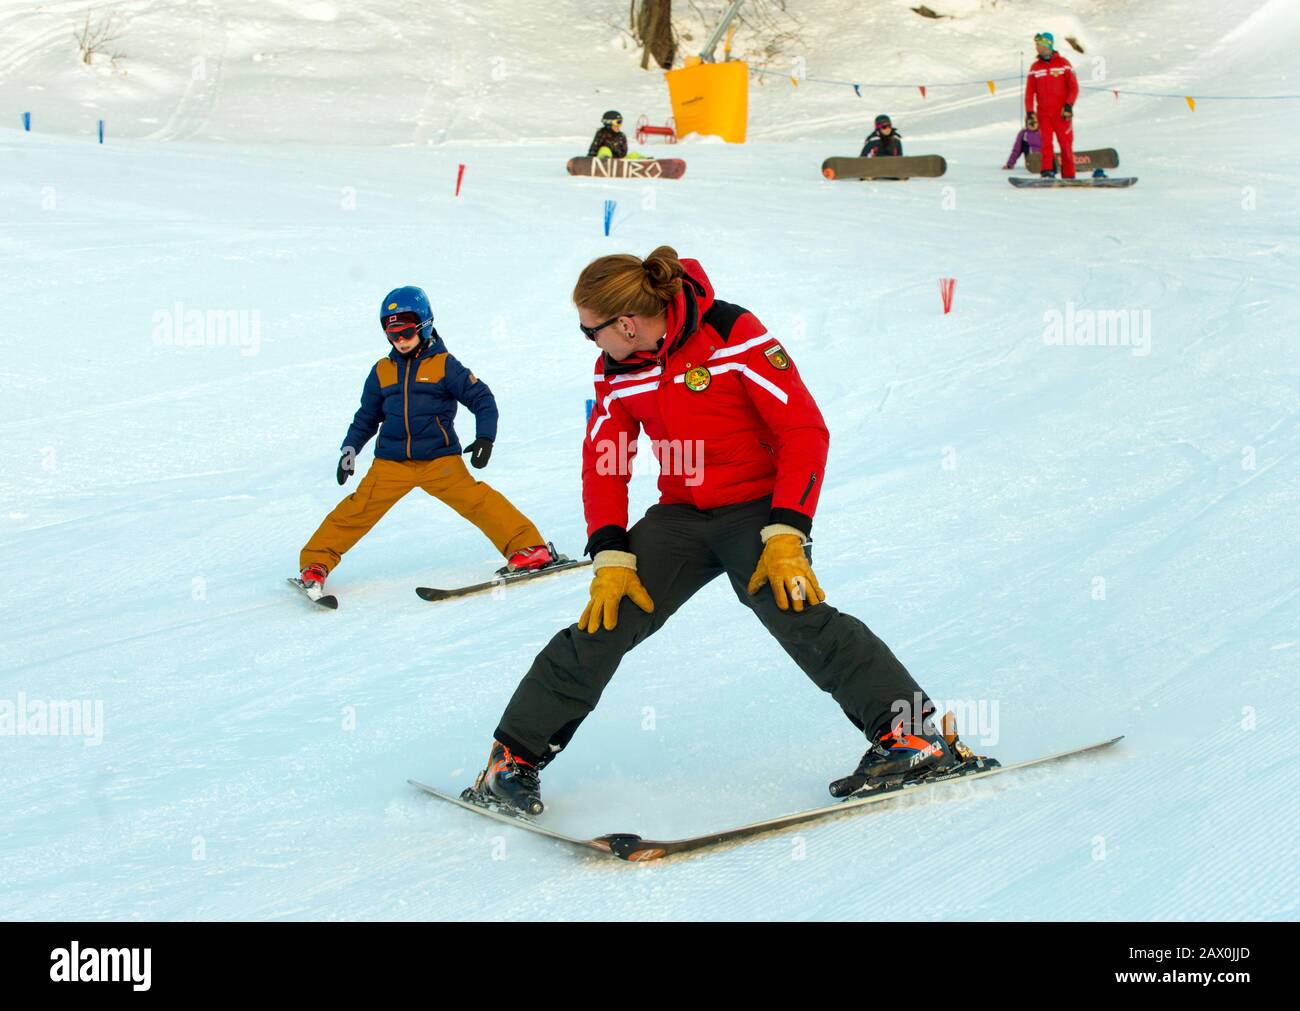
1003;112;1042;169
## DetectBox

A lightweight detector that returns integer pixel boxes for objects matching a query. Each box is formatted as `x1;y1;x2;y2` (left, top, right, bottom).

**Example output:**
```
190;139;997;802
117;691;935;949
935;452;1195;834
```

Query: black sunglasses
579;314;633;341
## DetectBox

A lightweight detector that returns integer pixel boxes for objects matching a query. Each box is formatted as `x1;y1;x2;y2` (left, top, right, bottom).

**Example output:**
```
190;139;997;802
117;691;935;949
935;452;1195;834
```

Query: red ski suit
1025;52;1079;178
582;259;829;551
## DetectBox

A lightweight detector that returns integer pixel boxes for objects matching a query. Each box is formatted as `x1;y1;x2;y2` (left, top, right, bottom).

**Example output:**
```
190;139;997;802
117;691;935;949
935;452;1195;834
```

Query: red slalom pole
455;163;465;197
939;278;956;314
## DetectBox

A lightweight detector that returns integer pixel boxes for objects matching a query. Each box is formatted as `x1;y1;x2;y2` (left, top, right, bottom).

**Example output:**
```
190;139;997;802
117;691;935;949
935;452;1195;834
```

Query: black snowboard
1009;176;1137;189
821;155;947;180
1026;148;1119;173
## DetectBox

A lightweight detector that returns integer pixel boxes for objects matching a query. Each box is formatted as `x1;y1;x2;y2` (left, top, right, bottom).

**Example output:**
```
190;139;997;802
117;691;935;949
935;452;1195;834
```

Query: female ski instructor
474;247;961;815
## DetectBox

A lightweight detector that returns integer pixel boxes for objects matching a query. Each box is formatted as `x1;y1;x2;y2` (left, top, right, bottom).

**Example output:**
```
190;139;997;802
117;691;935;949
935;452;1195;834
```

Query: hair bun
642;246;684;299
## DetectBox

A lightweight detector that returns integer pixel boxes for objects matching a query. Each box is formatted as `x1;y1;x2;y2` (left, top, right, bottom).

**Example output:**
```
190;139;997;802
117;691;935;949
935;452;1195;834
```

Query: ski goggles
385;321;421;342
1034;32;1054;47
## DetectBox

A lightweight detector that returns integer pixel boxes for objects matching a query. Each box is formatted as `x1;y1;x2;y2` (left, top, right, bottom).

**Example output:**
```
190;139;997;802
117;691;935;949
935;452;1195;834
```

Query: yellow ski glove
580;551;655;633
746;525;826;613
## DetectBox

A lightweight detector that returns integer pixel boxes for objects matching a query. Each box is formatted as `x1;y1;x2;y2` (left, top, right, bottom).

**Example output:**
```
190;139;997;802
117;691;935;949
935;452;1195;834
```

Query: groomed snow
0;0;1296;920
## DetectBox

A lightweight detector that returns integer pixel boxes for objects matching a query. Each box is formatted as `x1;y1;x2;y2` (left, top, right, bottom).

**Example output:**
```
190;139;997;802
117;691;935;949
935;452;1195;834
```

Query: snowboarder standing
860;114;903;157
1003;110;1042;169
296;286;554;597
587;110;629;159
472;246;964;816
1024;32;1078;178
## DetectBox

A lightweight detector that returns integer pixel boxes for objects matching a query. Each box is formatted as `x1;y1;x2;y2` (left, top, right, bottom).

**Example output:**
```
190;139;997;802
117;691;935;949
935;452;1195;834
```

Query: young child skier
295;286;554;598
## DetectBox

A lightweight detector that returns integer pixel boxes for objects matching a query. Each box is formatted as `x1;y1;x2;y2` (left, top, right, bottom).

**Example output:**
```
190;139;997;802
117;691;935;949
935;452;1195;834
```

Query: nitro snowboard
821;155;947;180
1026;147;1119;173
409;735;1123;862
566;157;686;179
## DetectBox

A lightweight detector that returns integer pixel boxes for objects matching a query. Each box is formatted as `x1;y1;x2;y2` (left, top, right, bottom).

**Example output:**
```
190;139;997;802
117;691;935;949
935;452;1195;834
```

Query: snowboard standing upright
1026;147;1118;174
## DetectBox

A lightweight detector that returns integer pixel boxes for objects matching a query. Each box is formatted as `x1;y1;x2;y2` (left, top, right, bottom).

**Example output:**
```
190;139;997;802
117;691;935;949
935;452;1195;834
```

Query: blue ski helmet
1034;31;1055;51
380;286;434;339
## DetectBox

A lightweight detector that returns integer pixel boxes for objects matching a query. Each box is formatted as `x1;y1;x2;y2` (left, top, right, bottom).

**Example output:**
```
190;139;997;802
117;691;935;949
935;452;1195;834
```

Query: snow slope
0;0;1297;920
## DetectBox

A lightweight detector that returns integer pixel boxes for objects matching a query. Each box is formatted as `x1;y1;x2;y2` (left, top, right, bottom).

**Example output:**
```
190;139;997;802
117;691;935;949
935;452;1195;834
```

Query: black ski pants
494;497;930;765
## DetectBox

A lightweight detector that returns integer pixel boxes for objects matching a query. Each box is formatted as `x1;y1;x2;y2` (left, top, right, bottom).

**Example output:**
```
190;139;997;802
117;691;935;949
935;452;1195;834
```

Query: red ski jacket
1025;52;1078;114
582;259;829;555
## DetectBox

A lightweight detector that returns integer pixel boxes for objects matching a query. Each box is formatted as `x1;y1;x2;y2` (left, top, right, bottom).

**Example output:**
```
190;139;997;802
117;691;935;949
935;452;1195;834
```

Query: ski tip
414;586;450;601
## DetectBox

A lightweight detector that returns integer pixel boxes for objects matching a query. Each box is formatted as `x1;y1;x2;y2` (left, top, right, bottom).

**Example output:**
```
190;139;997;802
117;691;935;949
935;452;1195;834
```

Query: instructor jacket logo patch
764;344;790;370
684;365;711;392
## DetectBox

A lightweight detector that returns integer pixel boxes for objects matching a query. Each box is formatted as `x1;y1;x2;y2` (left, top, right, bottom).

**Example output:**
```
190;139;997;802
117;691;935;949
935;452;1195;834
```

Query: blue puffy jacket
341;330;498;461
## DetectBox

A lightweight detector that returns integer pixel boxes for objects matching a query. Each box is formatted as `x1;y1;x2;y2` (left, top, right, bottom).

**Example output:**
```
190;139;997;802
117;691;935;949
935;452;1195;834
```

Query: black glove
463;438;493;469
1061;103;1073;121
336;449;355;485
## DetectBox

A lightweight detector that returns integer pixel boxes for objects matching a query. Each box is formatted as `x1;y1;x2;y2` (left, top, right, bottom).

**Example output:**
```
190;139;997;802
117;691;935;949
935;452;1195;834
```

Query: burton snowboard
1026;148;1119;173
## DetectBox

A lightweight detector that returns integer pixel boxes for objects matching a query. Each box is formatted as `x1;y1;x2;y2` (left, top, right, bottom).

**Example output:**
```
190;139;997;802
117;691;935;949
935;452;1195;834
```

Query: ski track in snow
0;0;1297;920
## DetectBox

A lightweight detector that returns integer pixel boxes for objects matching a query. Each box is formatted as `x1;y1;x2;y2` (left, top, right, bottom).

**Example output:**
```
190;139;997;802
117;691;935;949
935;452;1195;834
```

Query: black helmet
602;110;623;126
875;114;892;129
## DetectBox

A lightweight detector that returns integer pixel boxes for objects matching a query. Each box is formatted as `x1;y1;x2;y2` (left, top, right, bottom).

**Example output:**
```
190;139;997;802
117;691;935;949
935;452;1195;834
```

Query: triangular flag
1185;95;1196;111
853;84;861;98
790;76;798;86
918;85;927;98
987;80;996;94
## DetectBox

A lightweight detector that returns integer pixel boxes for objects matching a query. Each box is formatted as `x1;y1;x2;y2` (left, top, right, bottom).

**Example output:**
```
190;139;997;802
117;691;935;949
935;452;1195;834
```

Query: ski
286;577;338;610
1026;147;1119;173
1009;176;1137;188
415;556;591;602
821;154;947;180
410;735;1123;862
566;156;686;179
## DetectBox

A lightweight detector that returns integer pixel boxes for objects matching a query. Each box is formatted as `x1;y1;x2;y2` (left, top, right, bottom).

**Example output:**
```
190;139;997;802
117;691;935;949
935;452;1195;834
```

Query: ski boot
468;741;545;816
503;543;555;573
829;712;977;799
298;563;329;600
1040;168;1057;179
